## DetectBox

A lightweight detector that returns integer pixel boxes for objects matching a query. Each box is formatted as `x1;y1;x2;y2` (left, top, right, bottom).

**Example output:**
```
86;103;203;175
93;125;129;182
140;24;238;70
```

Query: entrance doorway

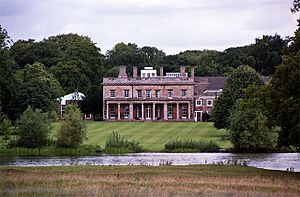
194;111;202;122
145;105;152;120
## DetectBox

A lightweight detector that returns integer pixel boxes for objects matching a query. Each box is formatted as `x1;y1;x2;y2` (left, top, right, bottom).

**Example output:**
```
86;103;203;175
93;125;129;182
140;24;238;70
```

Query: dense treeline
0;26;287;121
212;19;300;151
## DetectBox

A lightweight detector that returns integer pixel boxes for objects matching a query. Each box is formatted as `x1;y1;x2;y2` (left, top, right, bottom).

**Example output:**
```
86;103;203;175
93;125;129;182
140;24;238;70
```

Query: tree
8;62;64;120
16;106;51;148
0;25;15;118
56;104;86;148
264;19;300;150
228;86;274;152
212;65;264;129
10;39;62;69
47;33;104;93
79;85;103;120
291;0;300;13
249;34;286;75
0;118;12;143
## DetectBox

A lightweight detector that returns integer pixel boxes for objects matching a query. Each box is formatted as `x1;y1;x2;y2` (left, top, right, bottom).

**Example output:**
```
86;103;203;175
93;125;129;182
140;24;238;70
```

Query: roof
103;77;195;85
207;77;228;90
58;92;85;105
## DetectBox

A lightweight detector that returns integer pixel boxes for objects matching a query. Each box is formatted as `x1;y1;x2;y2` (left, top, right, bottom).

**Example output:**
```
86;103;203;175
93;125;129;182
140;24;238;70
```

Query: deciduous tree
16;106;51;148
212;65;263;129
56;104;86;148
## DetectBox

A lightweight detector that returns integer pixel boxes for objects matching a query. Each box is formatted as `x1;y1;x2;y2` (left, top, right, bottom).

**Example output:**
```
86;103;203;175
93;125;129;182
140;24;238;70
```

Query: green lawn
61;121;231;151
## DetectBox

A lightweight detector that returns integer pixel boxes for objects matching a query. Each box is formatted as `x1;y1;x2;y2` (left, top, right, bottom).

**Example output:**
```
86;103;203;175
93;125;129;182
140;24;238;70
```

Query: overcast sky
0;0;299;55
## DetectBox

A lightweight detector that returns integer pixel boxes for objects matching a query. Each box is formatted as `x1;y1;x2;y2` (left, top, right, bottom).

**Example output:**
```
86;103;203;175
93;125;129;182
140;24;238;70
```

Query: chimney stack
191;65;195;79
160;66;164;77
133;66;138;78
180;65;186;77
118;65;127;79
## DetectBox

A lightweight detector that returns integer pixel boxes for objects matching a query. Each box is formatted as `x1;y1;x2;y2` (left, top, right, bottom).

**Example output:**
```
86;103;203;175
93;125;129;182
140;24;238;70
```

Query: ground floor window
110;105;116;119
124;105;130;119
167;105;173;119
181;105;187;119
155;106;161;119
137;105;142;119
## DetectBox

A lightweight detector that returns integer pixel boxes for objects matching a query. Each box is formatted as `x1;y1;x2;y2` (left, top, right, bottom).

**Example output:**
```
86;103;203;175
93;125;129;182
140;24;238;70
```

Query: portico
105;100;192;121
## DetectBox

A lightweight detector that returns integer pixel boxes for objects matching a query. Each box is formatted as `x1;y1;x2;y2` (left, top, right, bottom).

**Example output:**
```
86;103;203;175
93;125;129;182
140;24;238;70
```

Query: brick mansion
103;65;227;122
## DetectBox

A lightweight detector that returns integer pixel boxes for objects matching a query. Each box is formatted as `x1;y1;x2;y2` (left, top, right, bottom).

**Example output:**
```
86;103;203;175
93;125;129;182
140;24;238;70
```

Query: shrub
105;131;143;153
165;138;220;152
56;104;86;148
15;106;51;148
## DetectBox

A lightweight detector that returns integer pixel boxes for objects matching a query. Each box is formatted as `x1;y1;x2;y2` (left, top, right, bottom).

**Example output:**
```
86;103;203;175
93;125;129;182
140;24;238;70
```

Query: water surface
1;153;299;172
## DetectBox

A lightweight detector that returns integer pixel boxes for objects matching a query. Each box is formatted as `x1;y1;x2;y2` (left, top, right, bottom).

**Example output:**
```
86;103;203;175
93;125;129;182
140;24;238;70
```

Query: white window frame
110;90;116;98
155;90;161;98
110;105;116;119
124;89;130;98
137;90;142;98
196;100;202;106
181;105;187;119
146;90;152;98
207;99;213;106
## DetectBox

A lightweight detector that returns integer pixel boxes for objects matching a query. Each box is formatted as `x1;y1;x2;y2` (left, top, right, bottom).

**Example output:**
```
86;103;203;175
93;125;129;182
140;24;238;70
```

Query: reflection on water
0;153;299;172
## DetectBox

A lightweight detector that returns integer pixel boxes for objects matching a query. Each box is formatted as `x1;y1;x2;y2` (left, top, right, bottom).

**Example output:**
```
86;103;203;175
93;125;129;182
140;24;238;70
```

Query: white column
141;103;144;120
176;103;179;120
164;103;168;120
152;103;155;120
106;103;109;120
130;103;133;120
188;103;191;120
117;103;121;120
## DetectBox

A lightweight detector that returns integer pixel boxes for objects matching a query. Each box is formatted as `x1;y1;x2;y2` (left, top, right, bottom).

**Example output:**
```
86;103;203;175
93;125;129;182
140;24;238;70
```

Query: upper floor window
167;89;173;98
182;89;187;97
207;99;213;106
110;90;116;98
124;90;130;98
196;100;202;106
155;90;161;98
146;90;152;98
137;90;142;98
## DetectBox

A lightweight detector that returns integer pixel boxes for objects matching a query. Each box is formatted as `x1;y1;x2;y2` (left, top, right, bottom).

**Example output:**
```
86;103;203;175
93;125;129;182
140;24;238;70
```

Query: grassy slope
1;165;299;196
78;122;231;151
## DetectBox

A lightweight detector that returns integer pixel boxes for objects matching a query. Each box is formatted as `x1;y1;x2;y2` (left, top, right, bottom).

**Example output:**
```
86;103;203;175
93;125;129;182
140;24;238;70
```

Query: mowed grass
79;121;231;151
1;165;299;196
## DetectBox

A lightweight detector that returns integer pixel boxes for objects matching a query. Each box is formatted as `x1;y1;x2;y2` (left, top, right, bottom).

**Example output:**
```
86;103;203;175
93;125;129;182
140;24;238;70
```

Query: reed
0;165;299;196
165;138;220;152
104;131;143;154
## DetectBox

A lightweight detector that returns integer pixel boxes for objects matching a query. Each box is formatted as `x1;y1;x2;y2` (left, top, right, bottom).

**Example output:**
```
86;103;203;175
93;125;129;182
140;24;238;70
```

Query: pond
0;153;299;172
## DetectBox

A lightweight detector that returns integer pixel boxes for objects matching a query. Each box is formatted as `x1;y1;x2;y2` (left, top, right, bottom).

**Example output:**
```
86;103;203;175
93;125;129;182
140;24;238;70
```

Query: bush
165;138;220;152
56;104;86;148
16;106;51;148
105;131;143;153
